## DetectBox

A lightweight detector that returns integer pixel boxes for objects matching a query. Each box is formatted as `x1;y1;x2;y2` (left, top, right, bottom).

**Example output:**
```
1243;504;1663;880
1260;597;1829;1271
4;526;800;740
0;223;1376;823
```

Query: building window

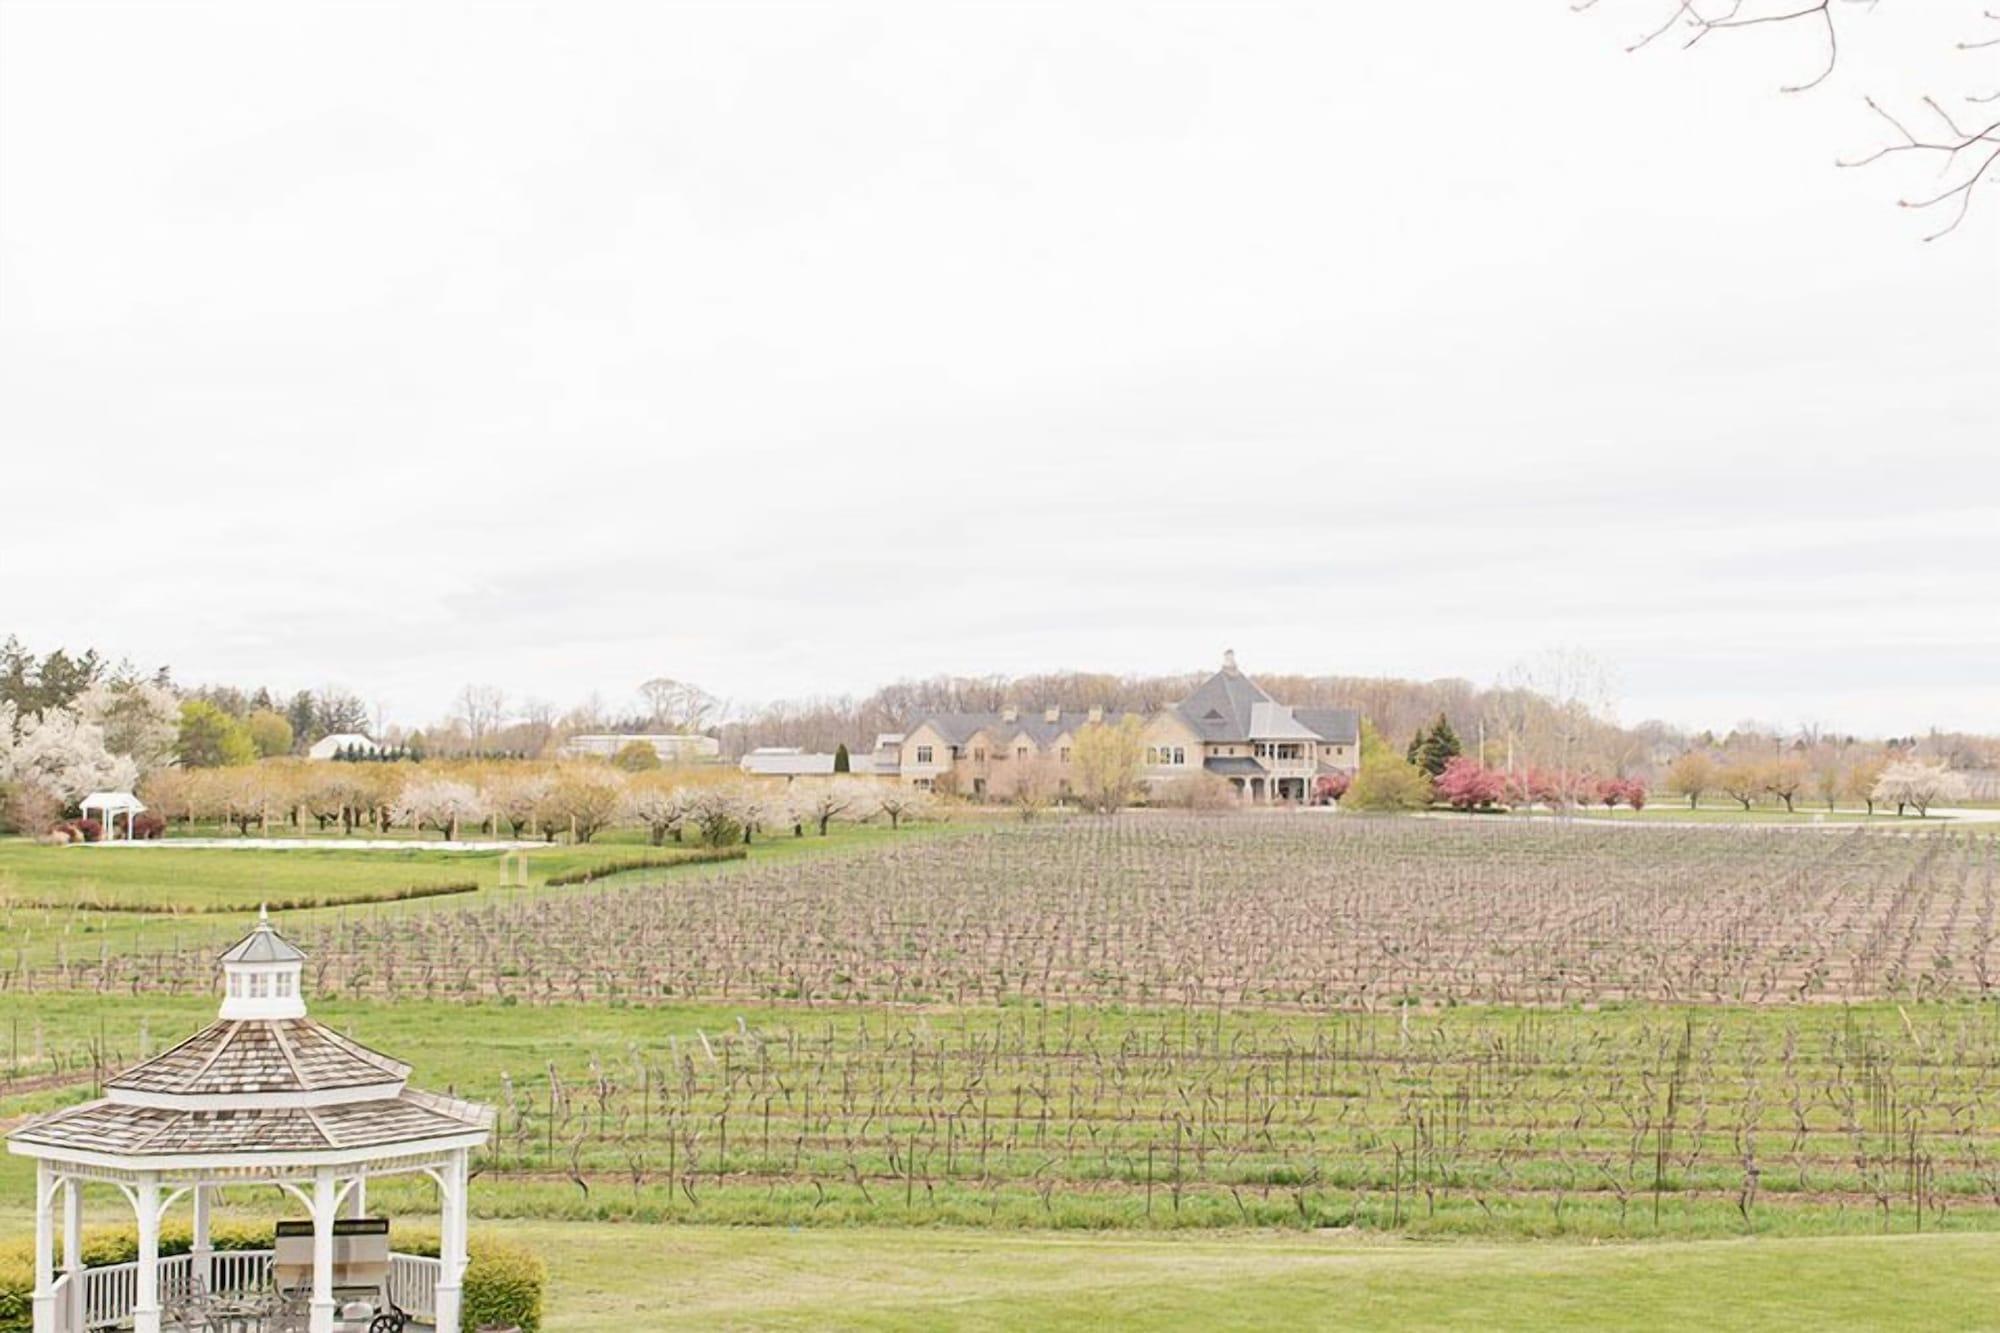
1059;747;1071;763
949;745;964;760
1145;747;1158;764
913;777;934;791
974;747;986;762
916;746;933;764
1173;747;1185;765
276;973;293;997
1016;746;1029;761
250;973;269;999
229;975;243;998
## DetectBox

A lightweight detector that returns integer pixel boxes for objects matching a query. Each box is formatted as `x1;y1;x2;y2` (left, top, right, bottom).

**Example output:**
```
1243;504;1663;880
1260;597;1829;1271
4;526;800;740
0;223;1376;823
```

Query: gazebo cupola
218;904;308;1020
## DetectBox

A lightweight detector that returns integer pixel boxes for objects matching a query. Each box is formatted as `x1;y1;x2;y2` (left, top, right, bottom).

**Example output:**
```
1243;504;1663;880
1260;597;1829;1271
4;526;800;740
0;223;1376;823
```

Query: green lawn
516;1223;2000;1331
0;822;936;965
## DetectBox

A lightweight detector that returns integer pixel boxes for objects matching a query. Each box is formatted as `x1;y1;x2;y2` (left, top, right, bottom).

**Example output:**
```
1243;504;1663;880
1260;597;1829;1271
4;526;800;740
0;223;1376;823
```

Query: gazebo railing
70;1250;439;1330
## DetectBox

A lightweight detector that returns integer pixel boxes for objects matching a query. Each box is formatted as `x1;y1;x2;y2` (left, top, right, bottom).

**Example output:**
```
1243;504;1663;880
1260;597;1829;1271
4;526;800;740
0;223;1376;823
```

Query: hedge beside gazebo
7;909;493;1333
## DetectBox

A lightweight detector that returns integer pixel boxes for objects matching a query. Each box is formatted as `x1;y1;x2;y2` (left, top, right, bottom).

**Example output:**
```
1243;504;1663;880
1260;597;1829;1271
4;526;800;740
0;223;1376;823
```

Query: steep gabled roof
1173;666;1273;743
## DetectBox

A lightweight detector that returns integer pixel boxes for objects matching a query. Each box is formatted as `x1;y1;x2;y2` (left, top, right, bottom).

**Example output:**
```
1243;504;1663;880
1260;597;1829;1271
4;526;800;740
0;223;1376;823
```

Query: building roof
8;1088;491;1157
1174;662;1275;742
1204;756;1268;777
741;751;838;776
1292;707;1360;745
107;1018;408;1096
911;710;1129;749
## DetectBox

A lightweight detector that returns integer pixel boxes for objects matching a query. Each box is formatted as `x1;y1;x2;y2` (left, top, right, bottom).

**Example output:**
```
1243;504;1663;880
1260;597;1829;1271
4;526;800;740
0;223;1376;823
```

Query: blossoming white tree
0;701;139;803
394;778;485;841
1872;761;1968;818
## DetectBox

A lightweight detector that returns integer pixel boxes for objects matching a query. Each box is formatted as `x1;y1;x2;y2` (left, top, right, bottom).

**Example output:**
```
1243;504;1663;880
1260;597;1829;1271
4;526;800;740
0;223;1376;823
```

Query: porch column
133;1174;161;1333
347;1173;368;1220
310;1170;337;1333
63;1177;83;1333
434;1148;468;1333
192;1184;213;1293
31;1160;54;1333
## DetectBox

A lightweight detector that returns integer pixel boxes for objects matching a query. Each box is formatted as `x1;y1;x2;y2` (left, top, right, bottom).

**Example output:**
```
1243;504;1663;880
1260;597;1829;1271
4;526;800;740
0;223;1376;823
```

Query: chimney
1222;649;1238;673
1044;706;1060;724
1087;705;1104;724
1001;706;1018;723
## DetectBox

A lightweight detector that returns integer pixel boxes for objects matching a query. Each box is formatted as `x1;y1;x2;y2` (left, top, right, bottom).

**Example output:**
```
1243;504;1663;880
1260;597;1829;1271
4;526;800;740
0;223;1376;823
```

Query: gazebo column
133;1174;161;1333
30;1161;54;1333
347;1172;368;1219
192;1183;213;1292
434;1148;469;1333
310;1170;337;1333
63;1178;83;1333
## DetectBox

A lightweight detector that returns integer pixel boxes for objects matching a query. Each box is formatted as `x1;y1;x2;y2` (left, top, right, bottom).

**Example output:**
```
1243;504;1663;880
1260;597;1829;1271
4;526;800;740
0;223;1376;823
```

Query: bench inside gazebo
8;908;493;1333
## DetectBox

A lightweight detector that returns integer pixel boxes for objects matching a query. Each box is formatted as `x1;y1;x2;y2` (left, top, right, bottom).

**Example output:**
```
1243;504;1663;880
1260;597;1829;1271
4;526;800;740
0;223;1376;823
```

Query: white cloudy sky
2;2;1994;736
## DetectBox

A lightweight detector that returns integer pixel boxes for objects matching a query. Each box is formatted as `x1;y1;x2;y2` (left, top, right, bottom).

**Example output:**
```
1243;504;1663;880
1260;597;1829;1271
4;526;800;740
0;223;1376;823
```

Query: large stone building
896;653;1358;802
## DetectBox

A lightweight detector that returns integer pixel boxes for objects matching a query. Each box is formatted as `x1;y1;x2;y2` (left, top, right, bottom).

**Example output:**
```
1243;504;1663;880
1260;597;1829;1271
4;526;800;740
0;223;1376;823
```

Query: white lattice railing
389;1252;440;1318
74;1249;438;1329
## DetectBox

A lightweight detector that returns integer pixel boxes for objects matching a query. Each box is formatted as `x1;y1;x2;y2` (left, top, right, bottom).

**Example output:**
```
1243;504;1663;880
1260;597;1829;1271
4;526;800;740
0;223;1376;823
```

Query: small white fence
69;1249;438;1330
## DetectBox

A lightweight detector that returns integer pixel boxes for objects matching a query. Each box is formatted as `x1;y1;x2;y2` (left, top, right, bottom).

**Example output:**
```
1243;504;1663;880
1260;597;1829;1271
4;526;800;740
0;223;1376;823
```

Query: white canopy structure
78;791;145;840
7;908;492;1333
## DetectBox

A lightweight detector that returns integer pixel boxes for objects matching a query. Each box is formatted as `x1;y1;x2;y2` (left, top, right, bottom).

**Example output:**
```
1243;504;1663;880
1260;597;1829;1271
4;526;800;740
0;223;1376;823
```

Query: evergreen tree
1415;713;1462;778
833;743;851;773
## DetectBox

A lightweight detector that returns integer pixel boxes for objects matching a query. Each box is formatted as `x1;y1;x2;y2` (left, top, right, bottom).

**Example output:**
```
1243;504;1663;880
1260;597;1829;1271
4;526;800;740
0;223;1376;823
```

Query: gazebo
7;909;492;1333
78;791;146;841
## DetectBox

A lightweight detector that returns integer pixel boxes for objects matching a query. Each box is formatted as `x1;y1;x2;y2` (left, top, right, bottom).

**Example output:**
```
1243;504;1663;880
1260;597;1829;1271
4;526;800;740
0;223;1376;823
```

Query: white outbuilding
306;733;383;761
78;791;146;840
7;908;492;1333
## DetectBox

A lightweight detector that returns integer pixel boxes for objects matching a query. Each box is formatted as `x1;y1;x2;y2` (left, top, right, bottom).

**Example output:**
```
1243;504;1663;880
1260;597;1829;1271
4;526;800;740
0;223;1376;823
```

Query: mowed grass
0;822;936;965
508;1223;2000;1331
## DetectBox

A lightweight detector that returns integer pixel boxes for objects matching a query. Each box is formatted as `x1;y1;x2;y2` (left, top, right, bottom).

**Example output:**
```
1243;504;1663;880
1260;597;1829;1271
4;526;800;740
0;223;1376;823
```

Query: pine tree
1415;713;1462;778
834;743;851;773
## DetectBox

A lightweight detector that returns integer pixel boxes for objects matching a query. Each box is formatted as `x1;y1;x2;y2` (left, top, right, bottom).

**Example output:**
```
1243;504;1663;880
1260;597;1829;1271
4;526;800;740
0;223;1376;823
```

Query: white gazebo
78;791;146;841
7;909;492;1333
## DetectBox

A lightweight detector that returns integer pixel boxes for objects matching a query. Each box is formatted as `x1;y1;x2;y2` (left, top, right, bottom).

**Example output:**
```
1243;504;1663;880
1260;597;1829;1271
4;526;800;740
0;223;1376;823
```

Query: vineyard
21;817;1998;1009
6;816;2000;1242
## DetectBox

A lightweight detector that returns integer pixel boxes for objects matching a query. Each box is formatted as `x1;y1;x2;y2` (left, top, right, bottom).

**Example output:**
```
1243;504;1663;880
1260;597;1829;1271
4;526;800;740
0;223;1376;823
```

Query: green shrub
0;1243;30;1333
0;1225;542;1333
396;1229;546;1332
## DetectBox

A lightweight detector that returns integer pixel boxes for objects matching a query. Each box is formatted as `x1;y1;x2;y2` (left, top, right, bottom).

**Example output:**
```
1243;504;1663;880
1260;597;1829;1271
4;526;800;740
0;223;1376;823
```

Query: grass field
0;822;928;967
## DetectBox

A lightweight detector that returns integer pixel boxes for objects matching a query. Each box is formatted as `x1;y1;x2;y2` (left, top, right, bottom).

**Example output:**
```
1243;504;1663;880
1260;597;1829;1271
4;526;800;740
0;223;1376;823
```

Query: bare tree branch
1593;1;1999;237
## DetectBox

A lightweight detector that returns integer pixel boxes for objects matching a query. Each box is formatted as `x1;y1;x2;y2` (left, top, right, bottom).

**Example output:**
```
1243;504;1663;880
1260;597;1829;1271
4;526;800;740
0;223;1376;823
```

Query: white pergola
7;909;492;1333
78;791;146;841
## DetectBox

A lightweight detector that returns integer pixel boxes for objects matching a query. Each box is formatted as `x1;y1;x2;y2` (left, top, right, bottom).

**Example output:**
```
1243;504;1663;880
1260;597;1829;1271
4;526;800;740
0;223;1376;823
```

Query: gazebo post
192;1182;213;1293
62;1177;82;1333
348;1171;368;1219
310;1169;338;1333
133;1173;161;1333
435;1147;469;1333
30;1160;54;1333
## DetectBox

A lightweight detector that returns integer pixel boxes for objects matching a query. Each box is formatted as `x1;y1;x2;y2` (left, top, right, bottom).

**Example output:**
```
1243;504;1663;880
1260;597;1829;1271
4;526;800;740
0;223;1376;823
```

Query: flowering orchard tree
625;779;693;845
1312;772;1351;806
394;778;484;841
789;777;876;836
1873;761;1969;817
873;787;934;830
1434;757;1508;811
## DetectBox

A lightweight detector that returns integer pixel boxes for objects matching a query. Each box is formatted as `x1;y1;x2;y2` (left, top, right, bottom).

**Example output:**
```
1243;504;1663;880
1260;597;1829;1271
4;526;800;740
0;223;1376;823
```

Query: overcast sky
2;2;1994;737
